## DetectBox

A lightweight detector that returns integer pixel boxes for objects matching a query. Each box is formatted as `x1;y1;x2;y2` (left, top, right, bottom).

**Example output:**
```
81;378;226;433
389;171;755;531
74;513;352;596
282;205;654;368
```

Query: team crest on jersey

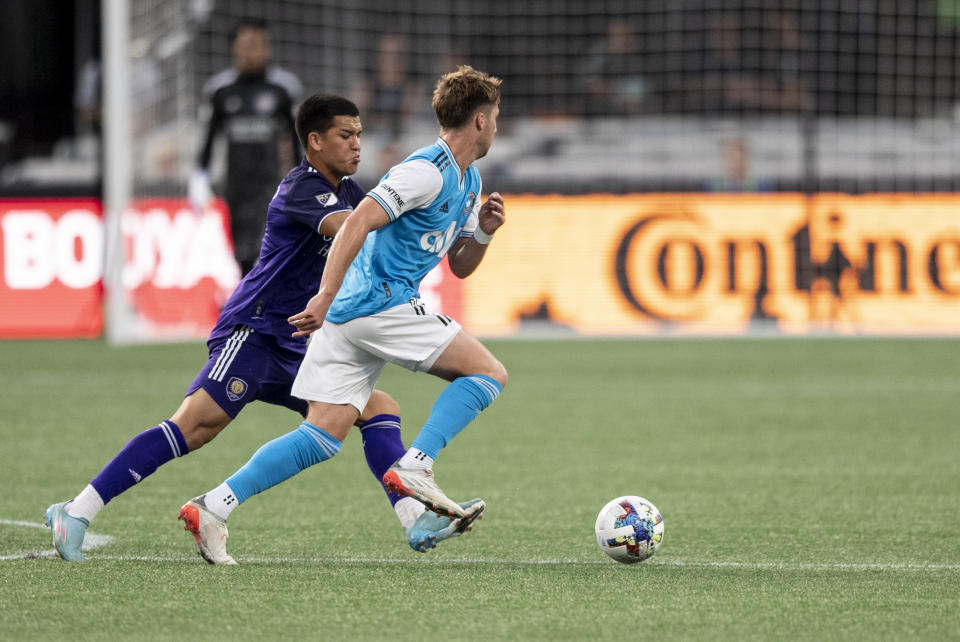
226;377;248;402
255;91;277;114
224;95;243;114
315;192;338;206
464;192;476;213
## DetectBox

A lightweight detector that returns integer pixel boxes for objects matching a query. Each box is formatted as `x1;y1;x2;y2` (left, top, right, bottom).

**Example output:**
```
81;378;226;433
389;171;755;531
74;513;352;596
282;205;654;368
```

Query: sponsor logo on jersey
420;220;459;255
439;201;449;213
380;184;405;210
226;377;248;402
315;192;338;206
228;117;273;142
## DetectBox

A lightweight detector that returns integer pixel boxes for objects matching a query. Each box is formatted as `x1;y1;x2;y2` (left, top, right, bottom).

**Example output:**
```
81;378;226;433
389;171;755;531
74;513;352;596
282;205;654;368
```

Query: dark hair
231;17;268;43
295;94;360;147
432;65;502;129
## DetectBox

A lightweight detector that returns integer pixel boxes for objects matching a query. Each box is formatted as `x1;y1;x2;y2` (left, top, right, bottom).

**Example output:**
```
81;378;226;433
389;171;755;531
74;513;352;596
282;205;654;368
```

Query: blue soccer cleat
405;498;485;552
44;502;90;562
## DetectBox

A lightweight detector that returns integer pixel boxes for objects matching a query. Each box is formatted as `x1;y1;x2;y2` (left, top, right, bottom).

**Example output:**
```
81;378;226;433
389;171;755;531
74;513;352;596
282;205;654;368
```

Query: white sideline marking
8;552;960;571
2;519;958;570
0;518;115;561
1;519;49;530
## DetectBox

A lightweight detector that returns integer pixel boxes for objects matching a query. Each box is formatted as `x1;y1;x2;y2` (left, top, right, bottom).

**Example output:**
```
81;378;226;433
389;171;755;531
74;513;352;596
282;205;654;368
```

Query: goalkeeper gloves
188;169;213;213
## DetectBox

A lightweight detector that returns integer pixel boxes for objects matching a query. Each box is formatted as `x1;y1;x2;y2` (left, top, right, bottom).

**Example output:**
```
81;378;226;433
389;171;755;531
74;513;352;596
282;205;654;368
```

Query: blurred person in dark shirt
581;20;650;116
190;18;303;275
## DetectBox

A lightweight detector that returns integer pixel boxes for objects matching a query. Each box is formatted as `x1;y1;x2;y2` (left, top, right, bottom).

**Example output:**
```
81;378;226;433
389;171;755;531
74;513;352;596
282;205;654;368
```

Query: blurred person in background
351;34;425;181
189;17;303;276
352;34;423;140
581;20;650;116
706;137;773;192
762;10;813;112
701;11;812;114
701;13;763;112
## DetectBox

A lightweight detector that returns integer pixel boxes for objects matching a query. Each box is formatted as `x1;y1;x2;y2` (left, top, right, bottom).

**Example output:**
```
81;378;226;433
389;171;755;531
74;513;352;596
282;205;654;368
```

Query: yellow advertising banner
462;194;960;335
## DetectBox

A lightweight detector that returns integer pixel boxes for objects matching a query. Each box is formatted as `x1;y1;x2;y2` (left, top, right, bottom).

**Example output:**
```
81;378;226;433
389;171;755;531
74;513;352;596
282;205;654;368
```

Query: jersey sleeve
367;159;443;221
197;89;224;168
196;70;235;168
284;176;355;233
267;66;304;103
459;173;484;238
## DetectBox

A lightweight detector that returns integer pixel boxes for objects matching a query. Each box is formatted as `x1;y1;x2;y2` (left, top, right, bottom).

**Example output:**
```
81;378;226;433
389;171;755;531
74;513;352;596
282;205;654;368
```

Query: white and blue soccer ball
595;496;664;564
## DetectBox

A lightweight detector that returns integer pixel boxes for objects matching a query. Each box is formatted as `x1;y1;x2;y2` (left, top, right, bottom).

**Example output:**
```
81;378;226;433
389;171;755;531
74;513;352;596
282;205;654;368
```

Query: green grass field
1;337;958;640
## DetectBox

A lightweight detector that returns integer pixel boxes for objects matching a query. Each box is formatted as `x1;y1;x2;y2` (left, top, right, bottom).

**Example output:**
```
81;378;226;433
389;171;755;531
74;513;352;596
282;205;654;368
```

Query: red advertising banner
0;197;463;340
0;198;240;339
115;198;240;339
0;199;104;338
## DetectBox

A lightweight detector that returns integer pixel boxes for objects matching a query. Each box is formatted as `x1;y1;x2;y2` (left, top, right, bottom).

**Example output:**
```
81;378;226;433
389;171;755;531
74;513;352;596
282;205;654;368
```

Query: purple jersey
208;157;366;353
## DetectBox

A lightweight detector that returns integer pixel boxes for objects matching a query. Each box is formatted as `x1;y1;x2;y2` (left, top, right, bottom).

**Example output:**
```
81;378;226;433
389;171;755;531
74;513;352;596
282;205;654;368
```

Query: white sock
202;482;240;521
66;484;104;523
398;448;434;471
394;497;426;529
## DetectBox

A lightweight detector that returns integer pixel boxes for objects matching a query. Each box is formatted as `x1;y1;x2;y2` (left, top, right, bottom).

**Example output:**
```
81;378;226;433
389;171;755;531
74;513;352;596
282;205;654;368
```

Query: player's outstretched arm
288;197;391;337
448;192;505;278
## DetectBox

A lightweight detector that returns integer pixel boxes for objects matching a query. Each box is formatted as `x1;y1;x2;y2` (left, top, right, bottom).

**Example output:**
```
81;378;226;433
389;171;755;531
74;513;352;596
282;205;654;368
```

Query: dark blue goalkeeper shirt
208;157;366;353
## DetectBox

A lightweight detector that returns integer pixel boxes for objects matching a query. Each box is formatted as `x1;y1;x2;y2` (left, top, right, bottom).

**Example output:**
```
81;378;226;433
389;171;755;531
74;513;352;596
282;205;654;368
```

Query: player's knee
172;389;232;449
361;389;401;422
486;360;508;390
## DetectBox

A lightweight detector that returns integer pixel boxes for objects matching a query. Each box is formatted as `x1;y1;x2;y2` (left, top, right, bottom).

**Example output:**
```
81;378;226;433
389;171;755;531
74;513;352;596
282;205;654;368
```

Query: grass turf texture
1;337;958;640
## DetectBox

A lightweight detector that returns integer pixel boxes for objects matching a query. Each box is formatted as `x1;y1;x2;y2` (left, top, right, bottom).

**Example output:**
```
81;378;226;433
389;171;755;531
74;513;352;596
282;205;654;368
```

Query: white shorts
291;298;461;412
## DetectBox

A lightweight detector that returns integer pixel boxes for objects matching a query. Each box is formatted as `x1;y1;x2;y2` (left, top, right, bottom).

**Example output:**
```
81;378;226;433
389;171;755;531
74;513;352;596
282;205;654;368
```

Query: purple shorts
186;325;308;419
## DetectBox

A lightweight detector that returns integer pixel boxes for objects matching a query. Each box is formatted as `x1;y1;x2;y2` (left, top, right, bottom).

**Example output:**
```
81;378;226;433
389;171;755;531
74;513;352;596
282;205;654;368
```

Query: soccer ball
595;496;664;564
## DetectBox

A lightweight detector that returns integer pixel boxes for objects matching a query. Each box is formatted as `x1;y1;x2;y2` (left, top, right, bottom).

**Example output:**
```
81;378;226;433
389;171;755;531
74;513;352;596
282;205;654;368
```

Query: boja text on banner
0;198;238;338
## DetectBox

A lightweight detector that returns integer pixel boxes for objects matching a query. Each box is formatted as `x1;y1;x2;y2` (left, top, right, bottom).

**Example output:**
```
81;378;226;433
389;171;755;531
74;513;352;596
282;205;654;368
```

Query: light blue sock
225;422;341;504
411;375;502;459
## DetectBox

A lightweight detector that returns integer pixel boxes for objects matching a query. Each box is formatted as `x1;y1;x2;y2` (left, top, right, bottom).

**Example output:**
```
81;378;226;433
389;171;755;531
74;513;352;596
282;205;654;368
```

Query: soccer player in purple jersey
45;95;471;563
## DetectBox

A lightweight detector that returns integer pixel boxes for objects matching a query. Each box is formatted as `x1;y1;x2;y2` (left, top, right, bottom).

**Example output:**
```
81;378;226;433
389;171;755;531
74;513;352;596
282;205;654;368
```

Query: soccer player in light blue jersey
184;66;506;556
44;95;469;563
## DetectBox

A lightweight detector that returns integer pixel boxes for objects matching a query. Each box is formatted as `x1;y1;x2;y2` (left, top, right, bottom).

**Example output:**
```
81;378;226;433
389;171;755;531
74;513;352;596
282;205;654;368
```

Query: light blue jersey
326;138;482;323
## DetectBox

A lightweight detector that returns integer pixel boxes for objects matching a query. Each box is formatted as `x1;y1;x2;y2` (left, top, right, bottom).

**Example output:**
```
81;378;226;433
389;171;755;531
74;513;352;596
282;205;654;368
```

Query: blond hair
431;65;502;130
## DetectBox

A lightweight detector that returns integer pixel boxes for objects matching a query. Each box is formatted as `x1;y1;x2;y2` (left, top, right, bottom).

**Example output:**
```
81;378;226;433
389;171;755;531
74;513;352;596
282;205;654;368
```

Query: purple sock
359;414;405;506
90;420;189;504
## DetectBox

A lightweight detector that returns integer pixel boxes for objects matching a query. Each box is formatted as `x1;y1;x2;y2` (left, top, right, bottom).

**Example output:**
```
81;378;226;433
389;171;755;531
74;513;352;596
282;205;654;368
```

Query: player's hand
288;292;332;338
188;169;213;213
477;192;505;235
